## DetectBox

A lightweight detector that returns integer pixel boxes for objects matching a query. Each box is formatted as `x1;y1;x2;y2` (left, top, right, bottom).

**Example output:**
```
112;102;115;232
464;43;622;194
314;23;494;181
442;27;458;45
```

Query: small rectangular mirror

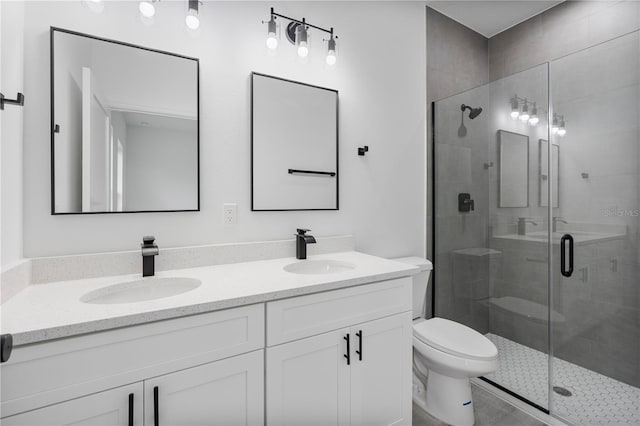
498;130;529;207
539;139;559;208
251;72;338;211
51;28;199;214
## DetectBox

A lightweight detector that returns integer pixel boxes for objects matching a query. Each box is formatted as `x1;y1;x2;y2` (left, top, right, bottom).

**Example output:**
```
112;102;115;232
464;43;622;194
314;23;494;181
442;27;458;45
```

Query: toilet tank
392;257;433;319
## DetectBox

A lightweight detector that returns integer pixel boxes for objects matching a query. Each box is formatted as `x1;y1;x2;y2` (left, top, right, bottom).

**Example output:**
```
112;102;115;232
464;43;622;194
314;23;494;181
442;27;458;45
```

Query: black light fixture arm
269;7;336;36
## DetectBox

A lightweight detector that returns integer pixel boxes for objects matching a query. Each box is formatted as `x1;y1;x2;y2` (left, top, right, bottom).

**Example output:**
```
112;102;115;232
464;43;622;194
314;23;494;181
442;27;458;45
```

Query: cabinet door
1;382;142;426
267;328;350;426
144;350;263;426
350;312;413;426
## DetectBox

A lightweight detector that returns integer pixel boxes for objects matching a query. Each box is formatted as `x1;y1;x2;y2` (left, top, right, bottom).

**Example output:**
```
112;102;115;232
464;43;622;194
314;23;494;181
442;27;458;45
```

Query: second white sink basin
284;259;355;275
81;277;202;304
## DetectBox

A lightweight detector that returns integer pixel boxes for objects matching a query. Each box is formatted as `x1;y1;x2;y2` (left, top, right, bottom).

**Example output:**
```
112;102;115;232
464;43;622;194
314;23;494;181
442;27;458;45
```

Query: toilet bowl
392;257;499;426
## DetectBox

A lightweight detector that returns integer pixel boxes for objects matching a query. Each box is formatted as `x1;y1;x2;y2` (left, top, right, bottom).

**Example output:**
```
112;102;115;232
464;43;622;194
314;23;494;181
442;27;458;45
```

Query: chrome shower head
461;104;483;119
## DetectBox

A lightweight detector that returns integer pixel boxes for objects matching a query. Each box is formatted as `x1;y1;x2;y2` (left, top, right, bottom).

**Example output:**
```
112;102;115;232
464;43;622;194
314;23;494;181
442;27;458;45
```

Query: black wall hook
358;146;369;156
0;92;25;110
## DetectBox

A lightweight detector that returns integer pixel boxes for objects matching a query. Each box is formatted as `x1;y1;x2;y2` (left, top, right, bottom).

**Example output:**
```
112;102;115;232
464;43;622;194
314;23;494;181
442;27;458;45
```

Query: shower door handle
560;234;574;277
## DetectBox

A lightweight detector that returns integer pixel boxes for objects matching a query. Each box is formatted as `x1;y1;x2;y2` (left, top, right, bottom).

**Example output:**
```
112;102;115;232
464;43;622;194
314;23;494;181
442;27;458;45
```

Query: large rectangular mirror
498;130;529;207
251;73;338;211
539;139;559;208
51;28;199;214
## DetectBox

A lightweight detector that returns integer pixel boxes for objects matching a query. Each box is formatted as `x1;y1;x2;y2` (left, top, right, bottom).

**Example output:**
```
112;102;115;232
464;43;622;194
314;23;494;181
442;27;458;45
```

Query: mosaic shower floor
484;333;640;426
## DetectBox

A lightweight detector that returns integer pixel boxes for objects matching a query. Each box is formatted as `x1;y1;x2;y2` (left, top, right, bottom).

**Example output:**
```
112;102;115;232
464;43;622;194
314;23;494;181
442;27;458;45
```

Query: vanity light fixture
528;102;539;126
265;14;278;50
296;20;309;58
264;8;338;65
510;96;520;119
557;115;567;136
551;113;559;134
185;0;200;30
139;0;156;19
519;99;530;122
326;32;337;66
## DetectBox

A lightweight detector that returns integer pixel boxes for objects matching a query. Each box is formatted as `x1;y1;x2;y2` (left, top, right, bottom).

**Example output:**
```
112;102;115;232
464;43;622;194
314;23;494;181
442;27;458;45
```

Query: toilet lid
413;318;498;360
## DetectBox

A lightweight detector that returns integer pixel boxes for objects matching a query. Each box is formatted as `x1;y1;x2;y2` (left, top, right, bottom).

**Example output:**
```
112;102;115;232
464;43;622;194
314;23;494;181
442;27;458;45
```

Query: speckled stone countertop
0;252;418;346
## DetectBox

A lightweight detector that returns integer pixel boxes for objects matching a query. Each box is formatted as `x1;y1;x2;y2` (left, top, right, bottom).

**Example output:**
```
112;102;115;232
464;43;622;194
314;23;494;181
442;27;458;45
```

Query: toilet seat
413;318;497;361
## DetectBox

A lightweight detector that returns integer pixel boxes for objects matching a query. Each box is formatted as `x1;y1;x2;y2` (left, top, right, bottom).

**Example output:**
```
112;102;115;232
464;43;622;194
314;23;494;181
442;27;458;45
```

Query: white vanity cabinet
0;303;265;424
1;274;414;426
266;278;413;426
2;383;143;426
144;350;264;426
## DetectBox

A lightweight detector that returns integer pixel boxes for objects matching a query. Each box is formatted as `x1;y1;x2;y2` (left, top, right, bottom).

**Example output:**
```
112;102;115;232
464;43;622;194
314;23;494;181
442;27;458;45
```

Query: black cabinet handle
153;386;159;426
128;393;134;426
560;234;574;277
355;330;363;361
1;333;13;363
344;334;350;365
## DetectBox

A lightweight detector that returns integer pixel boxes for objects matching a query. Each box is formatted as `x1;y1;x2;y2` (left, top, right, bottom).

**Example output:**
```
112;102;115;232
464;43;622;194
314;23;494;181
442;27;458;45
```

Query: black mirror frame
50;27;200;215
250;72;339;212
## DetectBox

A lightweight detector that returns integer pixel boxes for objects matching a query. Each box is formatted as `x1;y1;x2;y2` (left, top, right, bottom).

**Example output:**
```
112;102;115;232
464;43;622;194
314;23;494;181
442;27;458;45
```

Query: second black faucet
295;229;316;260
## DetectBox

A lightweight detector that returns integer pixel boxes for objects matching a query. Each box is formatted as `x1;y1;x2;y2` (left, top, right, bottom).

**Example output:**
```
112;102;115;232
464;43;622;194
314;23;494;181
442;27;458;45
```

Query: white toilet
393;257;498;426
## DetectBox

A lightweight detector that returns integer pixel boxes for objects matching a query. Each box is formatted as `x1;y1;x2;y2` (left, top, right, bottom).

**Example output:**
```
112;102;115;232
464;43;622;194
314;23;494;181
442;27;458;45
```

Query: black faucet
295;229;316;260
141;236;159;277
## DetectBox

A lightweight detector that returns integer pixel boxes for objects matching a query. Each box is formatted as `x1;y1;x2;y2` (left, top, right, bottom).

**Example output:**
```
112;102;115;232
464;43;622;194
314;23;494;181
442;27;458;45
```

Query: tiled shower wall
426;7;489;323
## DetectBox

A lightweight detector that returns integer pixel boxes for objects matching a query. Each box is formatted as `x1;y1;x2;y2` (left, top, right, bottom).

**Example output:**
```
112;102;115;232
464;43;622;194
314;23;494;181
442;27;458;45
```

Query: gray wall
426;7;489;321
488;0;640;81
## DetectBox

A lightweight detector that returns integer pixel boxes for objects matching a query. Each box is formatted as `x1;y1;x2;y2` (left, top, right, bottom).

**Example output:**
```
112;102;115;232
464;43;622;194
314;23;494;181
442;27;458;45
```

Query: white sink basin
284;259;355;275
81;277;201;304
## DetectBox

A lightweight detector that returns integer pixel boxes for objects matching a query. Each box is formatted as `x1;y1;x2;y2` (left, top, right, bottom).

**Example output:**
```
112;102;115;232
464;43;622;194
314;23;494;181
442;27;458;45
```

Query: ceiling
426;1;563;38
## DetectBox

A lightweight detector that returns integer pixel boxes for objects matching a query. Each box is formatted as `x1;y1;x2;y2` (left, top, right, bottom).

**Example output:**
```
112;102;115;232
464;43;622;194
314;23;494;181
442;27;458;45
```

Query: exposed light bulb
510;97;519;119
519;99;530;122
551;113;559;134
326;50;336;65
297;42;309;58
529;103;538;125
185;13;199;30
266;17;278;50
558;117;566;136
296;23;309;58
185;0;200;30
326;35;336;66
267;33;278;49
139;1;155;18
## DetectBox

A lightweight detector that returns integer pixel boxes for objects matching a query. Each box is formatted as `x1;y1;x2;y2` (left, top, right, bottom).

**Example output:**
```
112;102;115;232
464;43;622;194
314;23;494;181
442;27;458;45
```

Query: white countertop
0;252;418;346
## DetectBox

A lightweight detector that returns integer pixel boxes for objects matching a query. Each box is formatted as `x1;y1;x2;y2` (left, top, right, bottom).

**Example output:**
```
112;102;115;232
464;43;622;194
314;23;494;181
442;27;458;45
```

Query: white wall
124;123;198;211
21;1;426;258
1;1;25;268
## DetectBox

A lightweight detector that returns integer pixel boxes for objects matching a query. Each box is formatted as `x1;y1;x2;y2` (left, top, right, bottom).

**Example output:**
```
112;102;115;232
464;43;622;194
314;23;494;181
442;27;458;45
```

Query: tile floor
485;333;640;426
412;382;546;426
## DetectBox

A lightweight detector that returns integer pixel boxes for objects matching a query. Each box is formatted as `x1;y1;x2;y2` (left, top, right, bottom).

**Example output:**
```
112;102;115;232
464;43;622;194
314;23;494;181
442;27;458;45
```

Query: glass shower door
433;62;552;410
548;31;640;426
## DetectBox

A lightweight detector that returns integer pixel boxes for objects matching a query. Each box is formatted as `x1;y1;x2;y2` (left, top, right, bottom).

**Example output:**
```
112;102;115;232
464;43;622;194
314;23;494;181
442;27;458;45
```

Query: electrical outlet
223;203;237;225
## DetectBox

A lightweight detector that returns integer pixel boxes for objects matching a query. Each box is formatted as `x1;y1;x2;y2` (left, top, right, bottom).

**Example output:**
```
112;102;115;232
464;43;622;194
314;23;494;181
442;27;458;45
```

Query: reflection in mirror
539;139;559;208
251;73;338;211
51;28;199;214
498;130;529;207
